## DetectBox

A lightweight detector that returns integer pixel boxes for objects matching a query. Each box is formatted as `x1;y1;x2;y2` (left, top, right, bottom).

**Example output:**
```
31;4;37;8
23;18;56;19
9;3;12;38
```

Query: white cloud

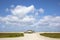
35;8;44;16
0;5;39;28
0;15;36;27
10;5;34;17
39;8;44;13
1;5;60;30
22;16;35;22
6;5;44;16
33;16;60;27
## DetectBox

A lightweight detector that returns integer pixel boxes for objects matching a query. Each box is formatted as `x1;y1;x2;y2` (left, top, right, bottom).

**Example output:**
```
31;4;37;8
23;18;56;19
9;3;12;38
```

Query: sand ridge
0;33;60;40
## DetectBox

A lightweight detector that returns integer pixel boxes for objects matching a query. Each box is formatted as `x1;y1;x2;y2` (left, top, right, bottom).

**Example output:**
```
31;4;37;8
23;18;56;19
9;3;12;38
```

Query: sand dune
0;33;60;40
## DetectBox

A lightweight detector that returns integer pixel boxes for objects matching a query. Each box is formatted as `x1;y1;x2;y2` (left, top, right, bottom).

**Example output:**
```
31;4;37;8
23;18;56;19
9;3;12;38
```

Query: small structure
24;30;35;33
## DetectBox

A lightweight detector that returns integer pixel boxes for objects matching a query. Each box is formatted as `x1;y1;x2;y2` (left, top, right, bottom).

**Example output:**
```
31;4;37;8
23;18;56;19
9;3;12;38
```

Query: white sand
0;33;60;40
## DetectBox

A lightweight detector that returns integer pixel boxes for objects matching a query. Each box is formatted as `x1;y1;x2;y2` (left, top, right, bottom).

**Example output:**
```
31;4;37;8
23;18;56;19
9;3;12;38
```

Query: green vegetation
0;33;24;38
40;33;60;38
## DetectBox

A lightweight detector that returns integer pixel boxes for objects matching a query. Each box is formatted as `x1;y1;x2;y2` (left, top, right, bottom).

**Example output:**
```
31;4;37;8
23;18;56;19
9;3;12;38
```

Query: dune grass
0;33;24;38
40;33;60;38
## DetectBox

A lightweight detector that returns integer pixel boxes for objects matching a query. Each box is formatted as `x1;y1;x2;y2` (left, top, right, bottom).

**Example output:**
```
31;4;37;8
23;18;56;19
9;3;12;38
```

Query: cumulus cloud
0;5;37;28
2;5;44;27
10;5;34;17
0;15;36;27
22;16;35;22
1;5;60;32
39;8;44;13
35;8;44;16
33;16;60;27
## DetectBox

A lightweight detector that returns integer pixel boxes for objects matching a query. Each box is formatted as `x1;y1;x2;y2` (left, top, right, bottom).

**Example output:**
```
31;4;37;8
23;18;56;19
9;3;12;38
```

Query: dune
0;33;60;40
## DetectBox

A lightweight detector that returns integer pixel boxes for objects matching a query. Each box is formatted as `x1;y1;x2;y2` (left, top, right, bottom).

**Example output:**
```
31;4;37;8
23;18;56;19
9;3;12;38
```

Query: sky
0;0;60;32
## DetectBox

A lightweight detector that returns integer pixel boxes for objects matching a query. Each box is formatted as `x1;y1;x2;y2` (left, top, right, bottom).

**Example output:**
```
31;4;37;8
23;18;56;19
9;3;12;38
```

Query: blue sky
0;0;60;32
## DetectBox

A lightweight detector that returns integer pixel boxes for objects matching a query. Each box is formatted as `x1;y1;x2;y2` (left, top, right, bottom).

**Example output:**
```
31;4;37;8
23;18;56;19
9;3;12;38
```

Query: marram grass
0;33;24;38
40;33;60;38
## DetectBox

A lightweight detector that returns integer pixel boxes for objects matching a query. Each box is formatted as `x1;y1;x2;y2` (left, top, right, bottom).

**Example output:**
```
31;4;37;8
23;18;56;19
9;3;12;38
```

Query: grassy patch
0;33;24;38
40;33;60;38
